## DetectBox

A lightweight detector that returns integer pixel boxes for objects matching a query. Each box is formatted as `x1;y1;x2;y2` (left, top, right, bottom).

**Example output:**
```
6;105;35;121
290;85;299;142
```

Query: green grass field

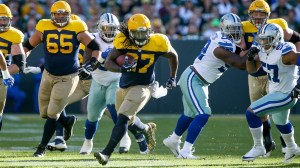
1;114;300;167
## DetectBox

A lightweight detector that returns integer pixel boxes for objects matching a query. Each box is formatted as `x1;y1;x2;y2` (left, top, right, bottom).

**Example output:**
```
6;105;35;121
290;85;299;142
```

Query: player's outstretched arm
214;46;247;70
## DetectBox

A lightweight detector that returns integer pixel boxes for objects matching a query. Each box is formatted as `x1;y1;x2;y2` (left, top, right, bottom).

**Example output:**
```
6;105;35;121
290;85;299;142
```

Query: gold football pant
38;70;79;119
0;79;7;116
116;85;154;122
248;75;268;103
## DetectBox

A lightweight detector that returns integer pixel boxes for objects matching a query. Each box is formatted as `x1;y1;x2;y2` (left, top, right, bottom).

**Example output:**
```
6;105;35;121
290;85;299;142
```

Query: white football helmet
97;13;120;43
219;13;242;44
256;23;283;53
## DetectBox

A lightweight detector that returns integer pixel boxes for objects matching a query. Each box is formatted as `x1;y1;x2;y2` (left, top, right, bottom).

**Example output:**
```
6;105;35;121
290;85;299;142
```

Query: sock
41;118;57;146
128;126;148;152
181;141;193;152
186;114;210;144
107;104;118;124
132;116;146;130
277;123;293;149
249;126;264;147
135;133;148;152
57;110;68;127
262;119;273;143
85;120;98;140
280;135;287;148
281;130;297;149
55;109;67;136
174;113;193;136
102;114;129;155
246;110;262;128
170;132;182;141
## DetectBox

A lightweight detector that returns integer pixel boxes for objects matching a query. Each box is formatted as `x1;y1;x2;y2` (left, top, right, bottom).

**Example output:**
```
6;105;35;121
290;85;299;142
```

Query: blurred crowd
1;0;300;40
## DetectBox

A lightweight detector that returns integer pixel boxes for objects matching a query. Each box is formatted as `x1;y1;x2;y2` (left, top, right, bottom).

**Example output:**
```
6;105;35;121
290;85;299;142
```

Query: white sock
249;126;263;147
170;132;181;141
181;141;193;152
55;136;64;140
144;124;149;132
281;131;297;150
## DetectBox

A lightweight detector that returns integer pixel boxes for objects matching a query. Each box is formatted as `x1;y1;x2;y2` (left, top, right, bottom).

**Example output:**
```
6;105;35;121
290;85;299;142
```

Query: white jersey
91;33;121;86
258;42;298;93
193;31;237;83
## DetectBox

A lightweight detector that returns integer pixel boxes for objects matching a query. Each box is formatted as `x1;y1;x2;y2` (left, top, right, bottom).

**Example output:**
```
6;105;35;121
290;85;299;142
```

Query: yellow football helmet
0;4;12;32
50;1;71;27
127;14;152;46
248;0;270;28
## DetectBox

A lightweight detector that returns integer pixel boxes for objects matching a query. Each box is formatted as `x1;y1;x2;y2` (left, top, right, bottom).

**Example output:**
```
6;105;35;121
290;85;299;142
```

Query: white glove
23;66;41;74
151;81;168;99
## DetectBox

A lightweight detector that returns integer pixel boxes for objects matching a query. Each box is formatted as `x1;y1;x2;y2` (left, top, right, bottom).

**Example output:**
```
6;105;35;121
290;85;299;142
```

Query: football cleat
283;146;300;163
33;144;46;157
63;115;77;141
144;122;157;152
163;136;181;157
242;145;266;161
140;148;150;155
177;149;199;159
94;152;109;165
79;139;93;155
46;137;67;152
282;147;287;155
119;132;131;154
264;141;276;157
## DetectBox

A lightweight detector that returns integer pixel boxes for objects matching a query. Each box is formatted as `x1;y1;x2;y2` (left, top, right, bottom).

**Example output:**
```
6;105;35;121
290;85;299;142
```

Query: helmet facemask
256;24;282;53
129;27;151;47
51;10;70;28
221;24;242;44
249;11;269;29
0;16;11;32
97;13;120;43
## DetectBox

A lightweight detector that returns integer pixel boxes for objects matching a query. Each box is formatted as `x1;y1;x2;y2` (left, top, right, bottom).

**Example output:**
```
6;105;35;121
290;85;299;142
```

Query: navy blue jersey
113;33;171;88
36;19;87;76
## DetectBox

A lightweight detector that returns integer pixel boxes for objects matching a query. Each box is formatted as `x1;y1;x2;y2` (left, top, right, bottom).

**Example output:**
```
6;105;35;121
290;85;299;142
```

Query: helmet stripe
230;13;236;23
262;24;269;34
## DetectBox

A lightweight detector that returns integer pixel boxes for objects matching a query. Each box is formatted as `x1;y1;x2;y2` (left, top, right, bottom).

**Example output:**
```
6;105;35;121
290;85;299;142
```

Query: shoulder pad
268;18;288;30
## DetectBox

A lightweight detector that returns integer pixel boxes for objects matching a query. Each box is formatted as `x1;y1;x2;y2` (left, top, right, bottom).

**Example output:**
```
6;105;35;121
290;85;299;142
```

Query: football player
22;1;101;157
241;0;300;156
24;14;90;152
0;4;25;131
242;23;300;163
94;13;178;165
163;13;247;159
78;13;132;155
80;13;161;155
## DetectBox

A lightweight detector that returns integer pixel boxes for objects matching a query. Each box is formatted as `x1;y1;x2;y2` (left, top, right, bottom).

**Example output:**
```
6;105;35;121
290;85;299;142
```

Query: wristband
1;69;10;79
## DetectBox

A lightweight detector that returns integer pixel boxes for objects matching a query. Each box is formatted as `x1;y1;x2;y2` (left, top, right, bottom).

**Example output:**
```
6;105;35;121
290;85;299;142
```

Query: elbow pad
23;40;34;51
12;54;26;72
86;39;100;51
289;31;300;43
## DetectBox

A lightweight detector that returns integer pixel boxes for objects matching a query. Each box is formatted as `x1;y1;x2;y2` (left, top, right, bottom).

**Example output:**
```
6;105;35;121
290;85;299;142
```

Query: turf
1;114;300;167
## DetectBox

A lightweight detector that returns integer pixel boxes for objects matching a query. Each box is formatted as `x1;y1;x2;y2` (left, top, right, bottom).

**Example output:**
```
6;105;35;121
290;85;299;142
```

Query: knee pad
276;123;293;134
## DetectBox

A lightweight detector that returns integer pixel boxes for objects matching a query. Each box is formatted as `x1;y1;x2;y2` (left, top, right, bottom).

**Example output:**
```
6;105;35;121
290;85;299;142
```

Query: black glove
247;47;260;61
78;57;100;80
291;84;300;99
120;56;137;73
166;77;176;89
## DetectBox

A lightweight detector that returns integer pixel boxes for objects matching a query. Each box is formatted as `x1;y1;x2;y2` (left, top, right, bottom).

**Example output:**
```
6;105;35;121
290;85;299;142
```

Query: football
114;55;135;66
